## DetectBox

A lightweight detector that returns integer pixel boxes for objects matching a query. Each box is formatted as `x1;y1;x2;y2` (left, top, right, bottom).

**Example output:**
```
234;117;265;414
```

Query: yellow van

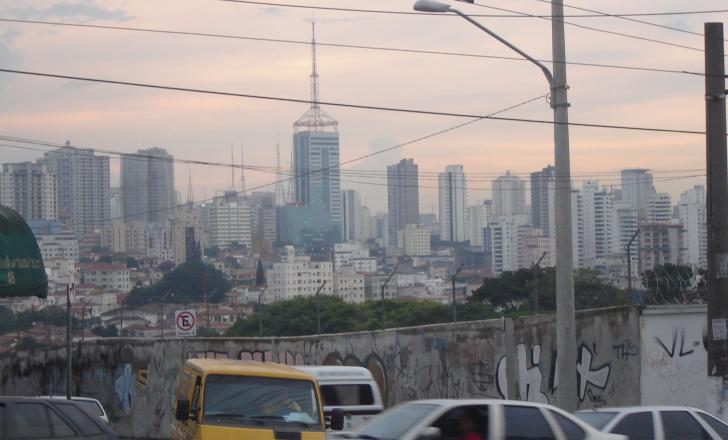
171;359;343;440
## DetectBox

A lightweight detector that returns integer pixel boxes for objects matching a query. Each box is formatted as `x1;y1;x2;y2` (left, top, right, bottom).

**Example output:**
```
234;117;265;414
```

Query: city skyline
0;0;717;213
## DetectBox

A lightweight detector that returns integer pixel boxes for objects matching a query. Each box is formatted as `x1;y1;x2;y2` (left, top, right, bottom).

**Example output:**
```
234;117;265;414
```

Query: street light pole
160;290;173;339
315;281;328;337
381;266;397;328
533;252;547;313
413;0;577;409
626;229;640;300
451;264;464;322
81;299;93;342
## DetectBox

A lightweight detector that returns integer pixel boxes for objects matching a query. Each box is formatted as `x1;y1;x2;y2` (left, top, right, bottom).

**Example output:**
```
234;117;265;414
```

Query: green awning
0;204;48;298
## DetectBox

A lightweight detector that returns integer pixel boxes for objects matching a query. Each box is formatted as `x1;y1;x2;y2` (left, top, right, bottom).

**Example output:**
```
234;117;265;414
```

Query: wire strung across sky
218;0;728;19
0;18;706;77
0;68;709;136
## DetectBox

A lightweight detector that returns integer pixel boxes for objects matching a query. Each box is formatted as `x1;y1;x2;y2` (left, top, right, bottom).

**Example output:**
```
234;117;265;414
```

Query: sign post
175;309;197;337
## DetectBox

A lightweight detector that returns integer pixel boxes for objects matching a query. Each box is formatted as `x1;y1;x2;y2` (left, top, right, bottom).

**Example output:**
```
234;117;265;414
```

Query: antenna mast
275;134;285;205
230;144;235;192
240;143;246;196
186;169;194;205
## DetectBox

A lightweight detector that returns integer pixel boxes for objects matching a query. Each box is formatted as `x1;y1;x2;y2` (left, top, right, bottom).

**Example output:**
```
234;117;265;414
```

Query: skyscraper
678;185;707;269
342;189;362;242
0;162;57;222
121;147;175;224
530;165;554;235
387;158;420;246
208;191;252;248
438;165;467;242
582;181;613;267
621;168;655;219
493;171;526;217
42;142;110;236
292;23;341;240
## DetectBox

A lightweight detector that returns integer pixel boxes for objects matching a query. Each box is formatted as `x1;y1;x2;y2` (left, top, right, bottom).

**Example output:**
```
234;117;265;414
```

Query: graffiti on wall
114;364;136;414
238;350;304;365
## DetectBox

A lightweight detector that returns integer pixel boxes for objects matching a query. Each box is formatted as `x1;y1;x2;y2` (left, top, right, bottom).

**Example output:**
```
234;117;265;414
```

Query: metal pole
66;283;72;399
315;281;327;337
626;229;640;299
705;22;728;377
381;269;397;328
551;0;577;411
451;264;464;322
533;252;547;313
257;287;267;337
119;302;123;336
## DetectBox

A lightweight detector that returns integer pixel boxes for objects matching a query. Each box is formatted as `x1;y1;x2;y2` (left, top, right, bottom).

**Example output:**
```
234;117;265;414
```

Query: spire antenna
275;133;285;205
230;144;235;192
186;169;194;205
240;143;246;196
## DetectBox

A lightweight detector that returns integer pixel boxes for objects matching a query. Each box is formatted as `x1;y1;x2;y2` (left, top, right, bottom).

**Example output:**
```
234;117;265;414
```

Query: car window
612;412;654;440
320;384;375;406
356;403;438;440
661;411;711;440
47;408;76;438
55;403;103;436
11;403;52;439
75;401;104;417
431;405;488;440
549;410;585;440
574;412;617;430
504;406;556;440
191;376;201;418
698;412;728;439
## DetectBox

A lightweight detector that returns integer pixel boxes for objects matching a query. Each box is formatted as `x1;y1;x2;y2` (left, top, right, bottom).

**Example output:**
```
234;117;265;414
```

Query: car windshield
574;412;618;430
76;400;104;417
355;403;438;440
203;375;322;429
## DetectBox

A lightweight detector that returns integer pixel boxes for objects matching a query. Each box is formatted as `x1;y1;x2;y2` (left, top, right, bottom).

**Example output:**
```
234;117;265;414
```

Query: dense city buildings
0;162;57;222
121;147;175;223
387;158;420;246
208;191;252;248
530;165;554;236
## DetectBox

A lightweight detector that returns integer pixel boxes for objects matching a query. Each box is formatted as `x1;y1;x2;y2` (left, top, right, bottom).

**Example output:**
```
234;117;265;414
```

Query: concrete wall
0;306;684;439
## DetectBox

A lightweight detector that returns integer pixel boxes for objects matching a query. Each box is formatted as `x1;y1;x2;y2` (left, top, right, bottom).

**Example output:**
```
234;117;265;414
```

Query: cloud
3;1;133;22
2;29;22;43
262;7;284;15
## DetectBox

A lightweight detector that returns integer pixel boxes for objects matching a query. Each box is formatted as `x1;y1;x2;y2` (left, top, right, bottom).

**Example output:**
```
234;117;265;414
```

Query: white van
294;366;384;437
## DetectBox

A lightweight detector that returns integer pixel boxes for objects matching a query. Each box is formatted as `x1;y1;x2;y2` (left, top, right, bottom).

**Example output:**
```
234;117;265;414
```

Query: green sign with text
0;204;47;298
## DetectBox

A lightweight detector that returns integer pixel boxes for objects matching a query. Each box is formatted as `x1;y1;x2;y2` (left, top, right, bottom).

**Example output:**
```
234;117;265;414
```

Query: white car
350;399;624;440
39;396;109;424
576;406;728;440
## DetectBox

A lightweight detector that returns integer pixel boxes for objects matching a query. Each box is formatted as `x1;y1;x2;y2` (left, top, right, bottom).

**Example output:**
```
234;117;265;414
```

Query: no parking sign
175;309;197;337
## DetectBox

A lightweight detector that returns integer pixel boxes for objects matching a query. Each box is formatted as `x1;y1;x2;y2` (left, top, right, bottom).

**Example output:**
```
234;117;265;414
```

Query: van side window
11;403;52;439
191;376;202;418
320;385;374;406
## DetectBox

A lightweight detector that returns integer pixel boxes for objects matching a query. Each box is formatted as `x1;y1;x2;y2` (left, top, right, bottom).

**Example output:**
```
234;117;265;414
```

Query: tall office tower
208;191;252;248
110;187;122;219
438;165;467;242
571;189;585;269
292;23;341;240
492;171;526;217
582;181;613;267
0;162;58;221
42;142;110;236
248;192;277;251
621;168;655;219
342;189;363;242
387;158;420;245
466;201;493;249
647;192;672;224
530;165;555;235
678;185;707;269
121;147;175;223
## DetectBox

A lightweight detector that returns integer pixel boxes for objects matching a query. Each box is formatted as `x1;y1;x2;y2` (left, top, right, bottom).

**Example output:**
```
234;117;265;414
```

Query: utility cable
0;18;704;77
0;68;708;135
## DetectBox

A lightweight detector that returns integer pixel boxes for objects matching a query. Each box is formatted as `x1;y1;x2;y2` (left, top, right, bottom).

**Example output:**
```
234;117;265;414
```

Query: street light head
413;0;452;13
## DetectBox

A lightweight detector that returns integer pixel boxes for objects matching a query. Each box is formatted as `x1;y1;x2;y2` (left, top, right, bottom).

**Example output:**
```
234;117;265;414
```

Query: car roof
39;396;102;403
577;406;705;413
402;399;560;409
293;366;375;380
185;359;318;381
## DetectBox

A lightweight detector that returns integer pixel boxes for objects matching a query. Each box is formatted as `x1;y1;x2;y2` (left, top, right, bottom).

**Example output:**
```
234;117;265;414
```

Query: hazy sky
0;0;724;213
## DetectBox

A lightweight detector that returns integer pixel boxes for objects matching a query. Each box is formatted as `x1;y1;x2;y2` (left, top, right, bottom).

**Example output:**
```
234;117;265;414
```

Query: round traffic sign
176;311;196;331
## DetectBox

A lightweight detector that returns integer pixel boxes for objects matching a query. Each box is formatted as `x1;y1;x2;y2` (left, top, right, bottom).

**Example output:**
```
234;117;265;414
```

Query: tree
16;336;43;351
255;259;266;287
125;261;231;306
471;269;533;312
0;306;17;335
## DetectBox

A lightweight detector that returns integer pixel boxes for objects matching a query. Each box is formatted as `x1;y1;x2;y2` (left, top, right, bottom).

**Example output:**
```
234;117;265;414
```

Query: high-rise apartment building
484;215;530;275
387;158;420;245
647;192;672;224
208;191;252;248
266;245;333;301
493;171;526;217
621;168;655;219
342;189;362;242
530;165;554;235
248;192;277;250
292;23;341;241
571;188;585;269
465;202;493;249
42;143;110;236
438;165;467;242
582;181;613;267
121;147;175;223
398;224;431;256
678;185;707;269
0;162;57;221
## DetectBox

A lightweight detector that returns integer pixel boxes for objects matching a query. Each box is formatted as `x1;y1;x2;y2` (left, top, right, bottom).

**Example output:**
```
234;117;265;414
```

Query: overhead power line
0;18;705;77
219;0;728;18
0;68;707;135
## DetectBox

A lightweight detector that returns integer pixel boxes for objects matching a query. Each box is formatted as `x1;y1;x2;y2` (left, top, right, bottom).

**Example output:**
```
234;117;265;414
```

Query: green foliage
15;306;79;329
0;306;17;335
226;296;496;337
472;267;627;312
641;264;704;304
255;259;266;287
92;325;118;337
196;327;221;337
125;261;231;306
16;336;43;351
